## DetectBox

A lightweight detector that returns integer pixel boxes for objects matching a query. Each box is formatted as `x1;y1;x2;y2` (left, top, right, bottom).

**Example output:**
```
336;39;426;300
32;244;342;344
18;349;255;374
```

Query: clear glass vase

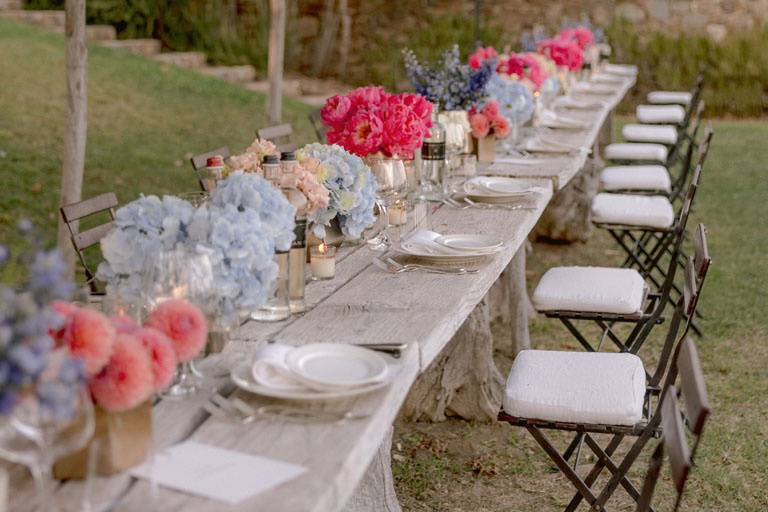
251;251;291;322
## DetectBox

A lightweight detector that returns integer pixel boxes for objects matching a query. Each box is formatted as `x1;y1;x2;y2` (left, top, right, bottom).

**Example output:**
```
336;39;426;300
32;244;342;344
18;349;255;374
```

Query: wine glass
141;248;216;398
0;385;94;512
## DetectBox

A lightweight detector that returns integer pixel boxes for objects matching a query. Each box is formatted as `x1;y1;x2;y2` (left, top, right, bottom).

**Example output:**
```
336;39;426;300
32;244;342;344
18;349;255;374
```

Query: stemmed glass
366;156;408;251
0;384;94;512
141;248;215;398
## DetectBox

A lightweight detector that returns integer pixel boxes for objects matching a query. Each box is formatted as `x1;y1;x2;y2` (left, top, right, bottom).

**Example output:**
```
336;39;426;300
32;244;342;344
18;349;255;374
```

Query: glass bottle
202;155;225;192
251;155;291;321
280;152;309;314
419;103;447;201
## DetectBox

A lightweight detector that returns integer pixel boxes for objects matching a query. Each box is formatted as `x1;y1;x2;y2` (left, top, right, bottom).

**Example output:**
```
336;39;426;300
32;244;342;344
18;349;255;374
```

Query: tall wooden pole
267;0;286;125
58;0;87;275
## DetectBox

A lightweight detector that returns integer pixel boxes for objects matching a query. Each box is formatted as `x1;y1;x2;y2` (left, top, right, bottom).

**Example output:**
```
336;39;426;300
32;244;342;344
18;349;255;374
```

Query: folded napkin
571;82;616;95
523;138;587;154
602;63;638;77
538;109;590;129
552;96;605;110
494;156;555;166
251;344;308;390
590;73;625;84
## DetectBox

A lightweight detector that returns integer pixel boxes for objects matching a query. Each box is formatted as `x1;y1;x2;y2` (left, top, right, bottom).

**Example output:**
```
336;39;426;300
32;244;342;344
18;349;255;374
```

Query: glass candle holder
387;198;408;227
310;243;336;280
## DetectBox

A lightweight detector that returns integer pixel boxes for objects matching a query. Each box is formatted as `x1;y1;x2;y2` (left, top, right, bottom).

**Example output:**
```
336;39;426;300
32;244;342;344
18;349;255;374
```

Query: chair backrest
672;100;706;181
637;337;711;512
190;146;231;192
60;192;118;291
257;123;297;153
309;109;328;143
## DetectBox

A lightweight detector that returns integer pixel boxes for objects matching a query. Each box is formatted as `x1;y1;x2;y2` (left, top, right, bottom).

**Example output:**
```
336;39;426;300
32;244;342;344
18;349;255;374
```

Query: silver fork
463;198;537;211
385;257;478;275
205;393;367;424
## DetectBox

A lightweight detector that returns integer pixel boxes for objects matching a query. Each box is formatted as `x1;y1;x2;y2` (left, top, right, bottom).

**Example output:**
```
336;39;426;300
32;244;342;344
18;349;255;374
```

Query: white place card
130;441;307;505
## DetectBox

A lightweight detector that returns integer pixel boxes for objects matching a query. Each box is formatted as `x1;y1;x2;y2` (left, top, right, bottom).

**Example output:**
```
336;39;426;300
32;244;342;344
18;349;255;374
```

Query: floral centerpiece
320;86;432;159
96;172;296;326
297;143;379;240
469;100;510;163
403;45;494;111
537;37;584;72
227;138;280;174
485;75;535;129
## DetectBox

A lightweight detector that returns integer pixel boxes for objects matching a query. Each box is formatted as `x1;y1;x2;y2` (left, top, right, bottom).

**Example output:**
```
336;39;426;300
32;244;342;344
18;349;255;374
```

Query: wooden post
336;0;351;76
58;0;87;275
267;0;286;125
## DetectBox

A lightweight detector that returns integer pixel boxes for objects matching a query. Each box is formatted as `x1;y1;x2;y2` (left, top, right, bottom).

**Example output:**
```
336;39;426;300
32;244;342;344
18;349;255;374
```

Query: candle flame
318;243;327;254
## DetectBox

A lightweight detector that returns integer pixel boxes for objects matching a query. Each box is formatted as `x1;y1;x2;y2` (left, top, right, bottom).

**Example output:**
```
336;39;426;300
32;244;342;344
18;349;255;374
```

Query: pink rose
492;117;510;139
470;113;490;138
321;95;353;128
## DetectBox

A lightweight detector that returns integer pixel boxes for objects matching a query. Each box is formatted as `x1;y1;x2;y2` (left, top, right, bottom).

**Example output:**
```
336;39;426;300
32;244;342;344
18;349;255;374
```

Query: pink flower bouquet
228;138;279;173
469;101;510;139
558;27;595;51
498;52;547;91
321;86;432;159
468;46;498;70
537;37;583;72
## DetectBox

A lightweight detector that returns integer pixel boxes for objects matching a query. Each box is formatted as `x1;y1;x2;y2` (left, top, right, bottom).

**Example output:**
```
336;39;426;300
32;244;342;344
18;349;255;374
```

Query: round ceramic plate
398;240;498;260
285;343;389;390
231;362;388;401
435;234;503;252
464;177;535;198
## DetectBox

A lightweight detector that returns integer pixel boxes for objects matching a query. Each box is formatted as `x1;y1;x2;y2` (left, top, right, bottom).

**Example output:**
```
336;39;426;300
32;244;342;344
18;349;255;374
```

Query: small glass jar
310;244;336;281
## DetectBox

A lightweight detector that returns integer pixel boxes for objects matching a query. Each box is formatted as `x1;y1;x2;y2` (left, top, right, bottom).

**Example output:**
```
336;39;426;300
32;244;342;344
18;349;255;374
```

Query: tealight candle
310;243;336;280
388;199;408;226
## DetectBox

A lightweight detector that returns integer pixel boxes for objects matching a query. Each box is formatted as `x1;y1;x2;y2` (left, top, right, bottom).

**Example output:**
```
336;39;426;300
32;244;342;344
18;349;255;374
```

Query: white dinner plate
464;177;535;198
285;343;389;390
231;361;388;400
398;240;499;259
435;234;503;252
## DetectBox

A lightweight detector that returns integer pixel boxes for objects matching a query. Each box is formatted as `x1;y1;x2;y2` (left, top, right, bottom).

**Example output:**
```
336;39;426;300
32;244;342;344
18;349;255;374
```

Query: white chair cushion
622;124;678;145
605;143;668;163
592;193;675;228
601;165;671;193
533;266;647;315
636;105;686;124
503;350;646;426
647;91;692;105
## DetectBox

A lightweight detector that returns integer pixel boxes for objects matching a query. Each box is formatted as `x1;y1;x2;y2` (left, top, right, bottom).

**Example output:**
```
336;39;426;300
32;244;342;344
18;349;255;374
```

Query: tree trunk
336;0;351;76
342;427;401;512
267;0;286;125
311;0;339;77
401;298;504;422
58;0;87;277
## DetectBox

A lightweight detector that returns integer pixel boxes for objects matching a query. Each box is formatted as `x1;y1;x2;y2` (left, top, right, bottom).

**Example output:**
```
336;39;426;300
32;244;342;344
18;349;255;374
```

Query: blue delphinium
521;26;549;52
298;144;378;239
403;45;494;111
97;173;296;325
0;223;85;419
485;75;535;126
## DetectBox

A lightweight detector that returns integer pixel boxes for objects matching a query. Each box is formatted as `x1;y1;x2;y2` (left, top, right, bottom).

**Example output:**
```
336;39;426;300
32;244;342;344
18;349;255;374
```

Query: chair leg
560;318;598;352
594;425;657;509
564;434;624;512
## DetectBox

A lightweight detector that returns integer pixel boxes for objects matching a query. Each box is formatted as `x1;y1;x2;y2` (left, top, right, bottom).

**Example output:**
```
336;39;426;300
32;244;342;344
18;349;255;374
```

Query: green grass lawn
0;19;315;272
2;17;767;512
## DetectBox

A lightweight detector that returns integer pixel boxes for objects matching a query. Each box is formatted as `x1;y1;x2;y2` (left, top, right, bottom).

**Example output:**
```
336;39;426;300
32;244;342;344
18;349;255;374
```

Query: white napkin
538;110;590;129
571;82;616;95
590;73;625;84
523;138;588;154
402;230;471;256
251;344;307;390
603;63;638;77
553;96;605;110
494;156;554;166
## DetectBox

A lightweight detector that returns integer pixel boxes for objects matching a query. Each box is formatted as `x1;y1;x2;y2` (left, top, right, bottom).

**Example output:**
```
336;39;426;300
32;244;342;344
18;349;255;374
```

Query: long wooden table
8;73;635;512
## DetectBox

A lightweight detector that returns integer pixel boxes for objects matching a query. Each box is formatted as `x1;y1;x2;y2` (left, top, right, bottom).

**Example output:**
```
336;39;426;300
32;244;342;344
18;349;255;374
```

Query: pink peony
320;95;353;128
348;86;387;109
538;38;583;72
344;109;385;156
111;314;140;334
134;327;177;393
559;27;594;50
89;333;154;412
400;93;433;124
470;113;491;138
53;303;116;376
492;116;511;139
145;299;207;362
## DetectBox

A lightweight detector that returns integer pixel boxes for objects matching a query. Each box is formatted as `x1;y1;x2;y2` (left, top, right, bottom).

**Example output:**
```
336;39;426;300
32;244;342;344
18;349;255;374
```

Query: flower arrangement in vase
51;298;208;477
403;45;494;111
469;101;510;163
227;138;280;174
297;143;379;240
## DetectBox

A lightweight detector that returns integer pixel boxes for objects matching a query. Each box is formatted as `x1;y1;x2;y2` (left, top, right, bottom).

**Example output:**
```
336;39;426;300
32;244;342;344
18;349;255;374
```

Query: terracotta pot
475;135;497;163
54;401;152;478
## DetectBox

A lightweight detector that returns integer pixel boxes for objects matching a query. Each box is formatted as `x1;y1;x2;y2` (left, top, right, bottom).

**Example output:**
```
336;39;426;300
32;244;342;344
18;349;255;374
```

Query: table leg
489;245;533;355
401;298;504;422
342;427;401;512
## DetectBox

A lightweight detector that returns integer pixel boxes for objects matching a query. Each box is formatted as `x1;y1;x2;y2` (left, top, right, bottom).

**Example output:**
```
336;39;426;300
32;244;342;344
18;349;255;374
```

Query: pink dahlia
134;327;177;393
145;299;208;362
89;333;154;412
53;304;116;376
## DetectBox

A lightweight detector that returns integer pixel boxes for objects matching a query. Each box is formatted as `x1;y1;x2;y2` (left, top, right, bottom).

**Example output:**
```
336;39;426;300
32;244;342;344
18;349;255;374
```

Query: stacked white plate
231;343;390;400
396;229;503;264
538;109;590;130
572;81;616;95
463;176;541;203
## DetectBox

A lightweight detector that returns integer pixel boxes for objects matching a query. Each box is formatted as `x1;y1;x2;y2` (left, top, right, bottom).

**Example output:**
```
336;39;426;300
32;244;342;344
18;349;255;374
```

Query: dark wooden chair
636;337;711;512
309;109;327;143
60;192;118;293
499;236;711;512
189;146;230;192
257;123;297;154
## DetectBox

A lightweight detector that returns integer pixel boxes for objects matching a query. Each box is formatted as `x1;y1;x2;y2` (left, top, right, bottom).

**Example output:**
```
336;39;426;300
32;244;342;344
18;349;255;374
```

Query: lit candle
387;199;408;227
310;243;336;280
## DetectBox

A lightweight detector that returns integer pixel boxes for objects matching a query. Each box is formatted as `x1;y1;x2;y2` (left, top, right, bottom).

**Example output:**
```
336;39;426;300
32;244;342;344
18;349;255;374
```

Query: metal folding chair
190;146;231;192
60;192;118;293
500;241;711;511
257;123;298;153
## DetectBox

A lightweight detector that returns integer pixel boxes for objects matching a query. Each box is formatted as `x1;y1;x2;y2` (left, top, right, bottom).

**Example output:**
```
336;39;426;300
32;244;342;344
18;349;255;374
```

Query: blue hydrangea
485;75;535;125
298;144;378;239
0;227;84;419
403;45;494;111
97;173;296;324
